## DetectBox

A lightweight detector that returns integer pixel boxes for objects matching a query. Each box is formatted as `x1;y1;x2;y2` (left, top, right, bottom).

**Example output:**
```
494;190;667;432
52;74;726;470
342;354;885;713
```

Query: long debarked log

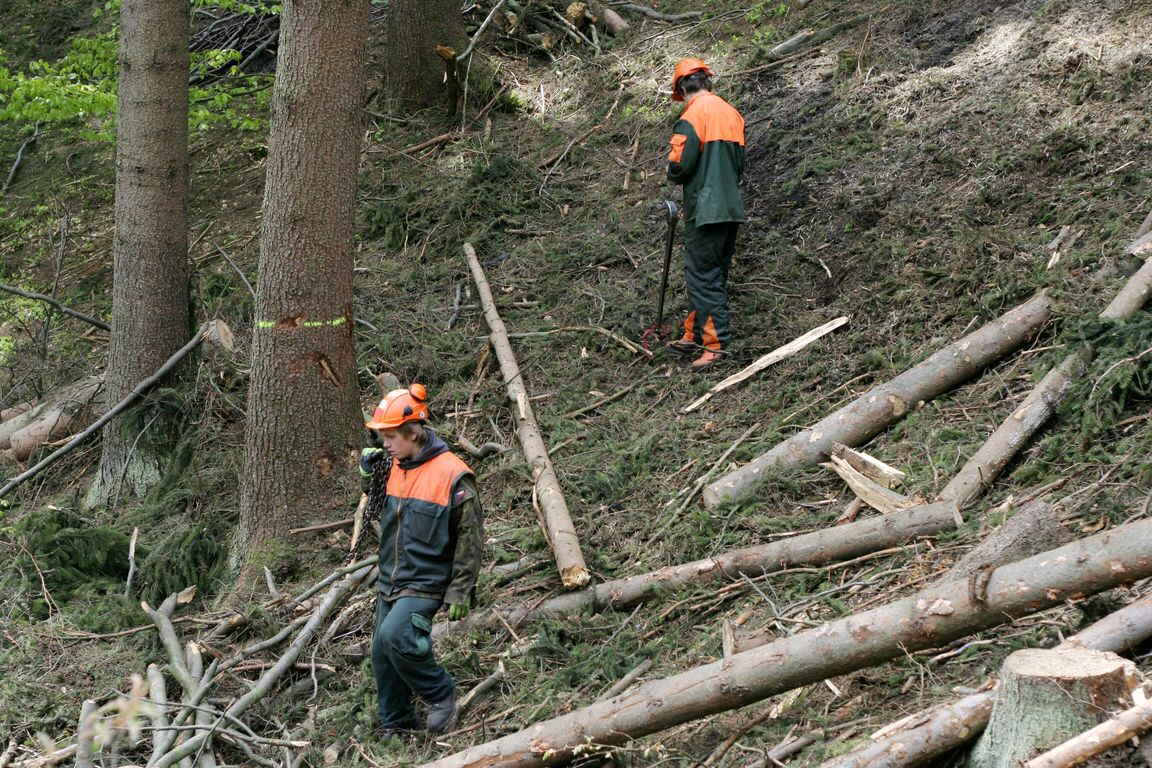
704;293;1053;508
816;590;1152;768
463;243;590;589
419;519;1152;768
436;501;959;639
940;250;1152;510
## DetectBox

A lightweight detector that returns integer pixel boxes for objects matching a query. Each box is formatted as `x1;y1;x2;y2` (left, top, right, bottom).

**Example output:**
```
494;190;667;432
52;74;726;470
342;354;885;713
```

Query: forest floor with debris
2;0;1152;765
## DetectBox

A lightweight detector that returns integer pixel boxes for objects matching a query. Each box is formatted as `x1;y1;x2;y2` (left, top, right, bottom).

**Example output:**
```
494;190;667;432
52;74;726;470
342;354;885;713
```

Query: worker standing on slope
665;57;746;374
359;383;484;739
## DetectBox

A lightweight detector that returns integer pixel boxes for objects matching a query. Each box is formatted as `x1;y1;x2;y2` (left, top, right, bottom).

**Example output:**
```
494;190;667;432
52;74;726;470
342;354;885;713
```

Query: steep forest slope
1;0;1152;765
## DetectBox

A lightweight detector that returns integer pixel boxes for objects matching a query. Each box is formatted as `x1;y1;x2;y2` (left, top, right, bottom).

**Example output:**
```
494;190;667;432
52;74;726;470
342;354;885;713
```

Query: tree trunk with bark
704;293;1053;508
941;240;1152;511
380;0;466;112
437;501;958;638
967;648;1137;768
463;243;589;589
924;500;1068;592
86;0;190;508
1024;695;1152;768
419;518;1152;768
236;0;367;575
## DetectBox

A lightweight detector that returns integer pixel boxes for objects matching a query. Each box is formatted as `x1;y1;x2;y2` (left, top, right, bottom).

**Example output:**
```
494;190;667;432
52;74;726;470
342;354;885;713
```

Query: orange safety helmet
671;57;714;101
365;383;430;430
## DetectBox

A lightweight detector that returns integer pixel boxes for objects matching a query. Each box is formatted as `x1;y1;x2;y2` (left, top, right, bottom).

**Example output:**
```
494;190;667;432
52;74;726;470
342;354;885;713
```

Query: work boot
426;691;458;735
376;716;419;742
689;349;724;373
666;337;696;354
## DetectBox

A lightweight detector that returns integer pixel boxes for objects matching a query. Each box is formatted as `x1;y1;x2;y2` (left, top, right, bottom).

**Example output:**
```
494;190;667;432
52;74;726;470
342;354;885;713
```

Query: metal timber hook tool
641;200;679;350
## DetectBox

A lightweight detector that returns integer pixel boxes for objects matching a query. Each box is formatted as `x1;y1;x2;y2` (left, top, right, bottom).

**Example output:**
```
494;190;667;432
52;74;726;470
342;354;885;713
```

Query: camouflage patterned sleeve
446;474;484;606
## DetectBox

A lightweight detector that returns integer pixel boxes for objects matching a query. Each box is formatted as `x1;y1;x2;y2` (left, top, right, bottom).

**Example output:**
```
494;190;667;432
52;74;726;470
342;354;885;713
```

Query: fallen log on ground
0;321;232;499
940;242;1152;510
704;293;1053;508
463;243;590;590
817;589;1152;768
1023;693;1152;768
0;375;103;458
418;517;1152;768
436;500;959;639
969;647;1137;768
924;500;1068;591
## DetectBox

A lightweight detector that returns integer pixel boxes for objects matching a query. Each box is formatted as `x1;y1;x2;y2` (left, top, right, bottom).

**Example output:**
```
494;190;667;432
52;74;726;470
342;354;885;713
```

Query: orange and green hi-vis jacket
666;91;745;226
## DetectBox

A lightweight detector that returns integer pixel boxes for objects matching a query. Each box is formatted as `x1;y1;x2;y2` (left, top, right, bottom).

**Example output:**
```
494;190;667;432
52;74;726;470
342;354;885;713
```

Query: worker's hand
447;601;470;621
360;447;386;475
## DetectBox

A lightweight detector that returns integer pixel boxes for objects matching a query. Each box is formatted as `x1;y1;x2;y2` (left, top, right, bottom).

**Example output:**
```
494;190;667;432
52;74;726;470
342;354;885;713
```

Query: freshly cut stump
967;647;1137;768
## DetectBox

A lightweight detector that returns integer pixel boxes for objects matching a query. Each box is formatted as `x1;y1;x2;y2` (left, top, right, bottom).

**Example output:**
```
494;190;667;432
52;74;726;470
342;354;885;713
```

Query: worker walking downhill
665;57;746;373
359;383;484;739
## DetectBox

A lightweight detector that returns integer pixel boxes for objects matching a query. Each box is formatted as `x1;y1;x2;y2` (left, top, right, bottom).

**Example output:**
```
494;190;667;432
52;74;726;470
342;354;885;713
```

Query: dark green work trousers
682;219;740;351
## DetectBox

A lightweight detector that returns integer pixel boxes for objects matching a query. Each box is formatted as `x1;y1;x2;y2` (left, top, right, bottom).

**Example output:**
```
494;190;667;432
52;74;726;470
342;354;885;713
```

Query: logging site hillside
3;0;1152;766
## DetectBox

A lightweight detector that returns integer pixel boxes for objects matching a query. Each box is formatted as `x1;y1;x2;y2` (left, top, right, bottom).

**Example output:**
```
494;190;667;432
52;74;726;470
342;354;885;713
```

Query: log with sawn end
419;517;1152;768
820;589;1152;768
703;292;1052;508
463;242;590;589
435;501;959;639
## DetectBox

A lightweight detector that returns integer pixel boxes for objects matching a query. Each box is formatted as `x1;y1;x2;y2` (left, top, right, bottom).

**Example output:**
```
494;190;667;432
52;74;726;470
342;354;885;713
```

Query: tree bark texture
381;0;466;112
924;501;1068;592
463;243;590;589
418;517;1152;768
819;591;1152;768
237;0;366;566
437;501;958;639
88;0;190;506
967;648;1137;768
703;293;1053;508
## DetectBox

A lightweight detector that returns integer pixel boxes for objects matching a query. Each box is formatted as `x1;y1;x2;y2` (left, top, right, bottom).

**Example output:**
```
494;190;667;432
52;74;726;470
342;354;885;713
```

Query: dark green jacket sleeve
666;119;701;184
446;475;484;606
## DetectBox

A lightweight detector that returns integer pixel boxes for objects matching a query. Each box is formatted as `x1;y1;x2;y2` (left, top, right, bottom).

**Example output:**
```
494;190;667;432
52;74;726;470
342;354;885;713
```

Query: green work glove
447;601;469;621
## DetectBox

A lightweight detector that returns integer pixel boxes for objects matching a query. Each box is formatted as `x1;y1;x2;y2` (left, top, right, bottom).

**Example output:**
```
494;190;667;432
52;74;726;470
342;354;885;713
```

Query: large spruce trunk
380;0;466;112
87;0;190;507
237;0;367;573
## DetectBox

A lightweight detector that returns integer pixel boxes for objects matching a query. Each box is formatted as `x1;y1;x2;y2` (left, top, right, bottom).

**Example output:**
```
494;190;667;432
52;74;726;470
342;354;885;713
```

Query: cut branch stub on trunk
925;500;1068;592
463;242;589;589
703;292;1053;508
436;500;959;640
418;517;1152;768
